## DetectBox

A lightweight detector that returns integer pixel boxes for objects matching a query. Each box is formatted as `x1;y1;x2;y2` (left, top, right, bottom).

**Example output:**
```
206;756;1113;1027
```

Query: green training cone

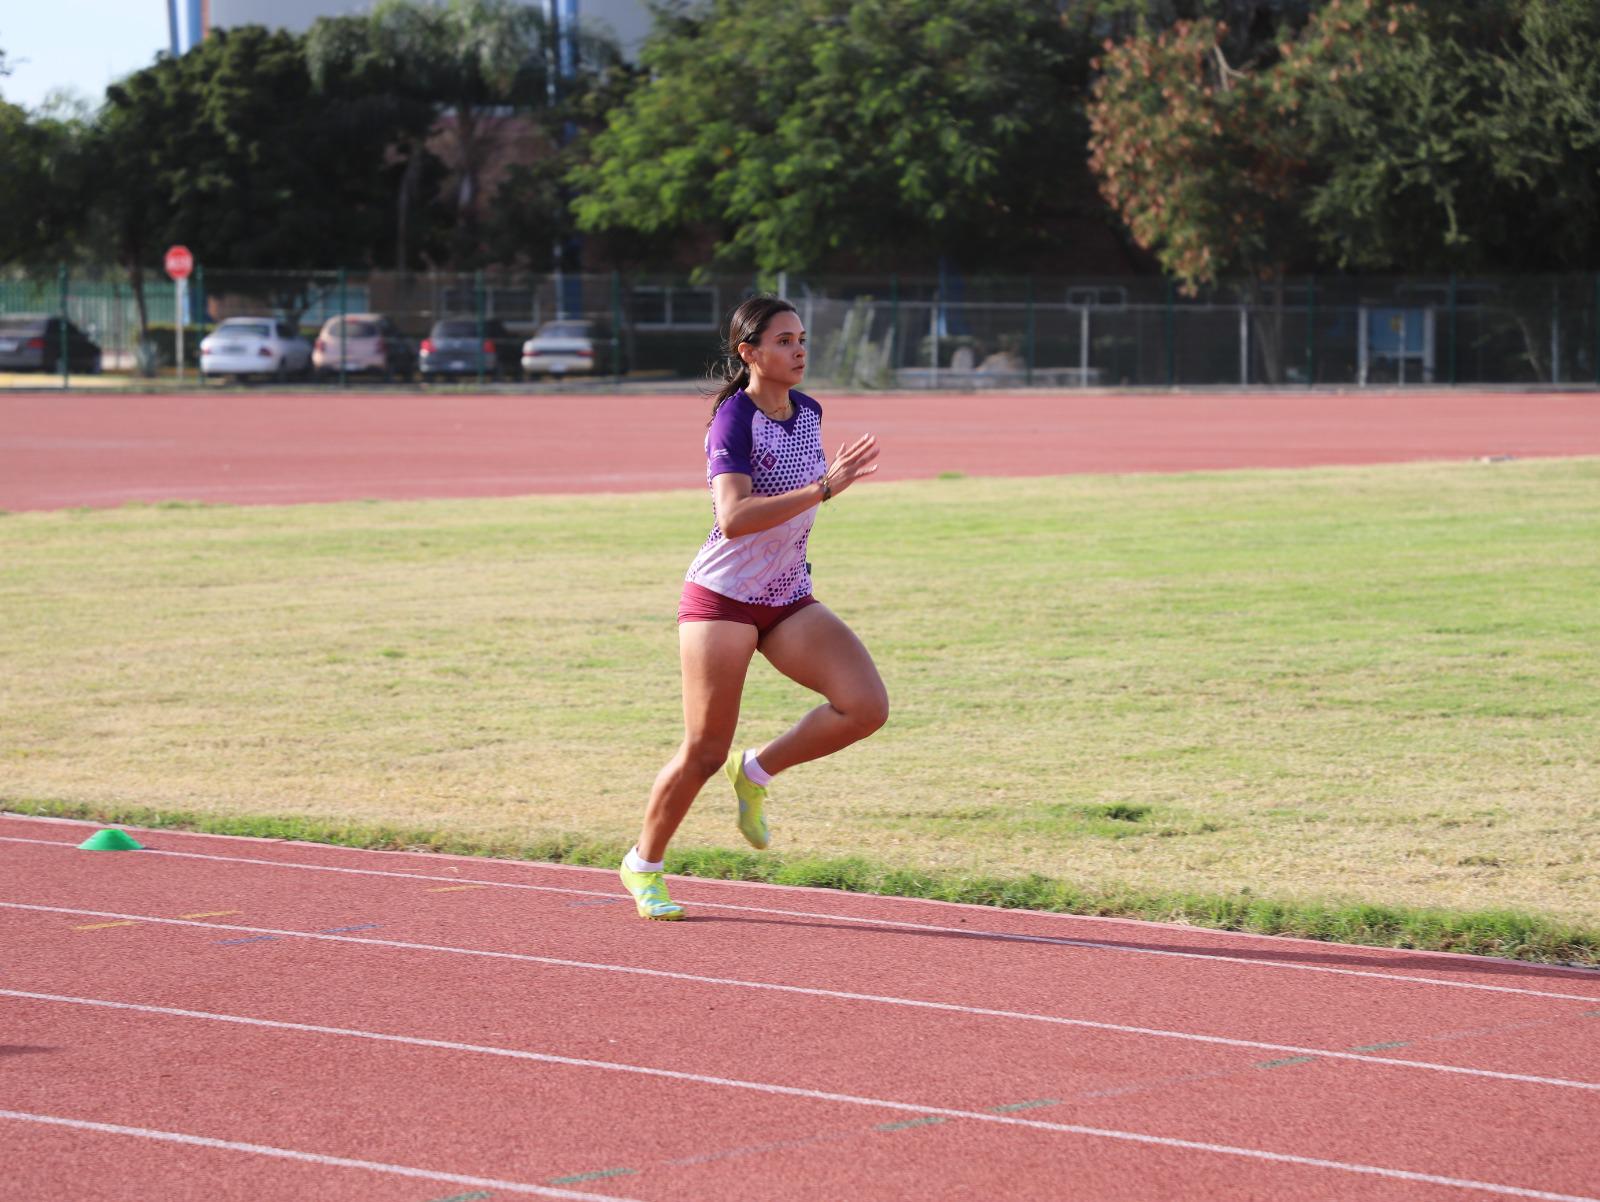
77;828;143;851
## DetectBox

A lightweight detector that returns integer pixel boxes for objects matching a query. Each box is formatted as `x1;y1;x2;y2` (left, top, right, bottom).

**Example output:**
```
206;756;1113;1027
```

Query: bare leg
753;603;888;775
635;620;758;861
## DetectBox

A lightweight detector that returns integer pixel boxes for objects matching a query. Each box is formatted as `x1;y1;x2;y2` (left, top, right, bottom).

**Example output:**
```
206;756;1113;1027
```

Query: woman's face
741;310;807;387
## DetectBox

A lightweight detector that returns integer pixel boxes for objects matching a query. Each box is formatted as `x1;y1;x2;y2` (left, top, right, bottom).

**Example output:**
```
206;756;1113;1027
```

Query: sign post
164;245;193;384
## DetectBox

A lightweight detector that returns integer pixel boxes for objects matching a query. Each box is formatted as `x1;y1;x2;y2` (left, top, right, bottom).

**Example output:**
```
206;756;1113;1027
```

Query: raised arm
714;433;880;538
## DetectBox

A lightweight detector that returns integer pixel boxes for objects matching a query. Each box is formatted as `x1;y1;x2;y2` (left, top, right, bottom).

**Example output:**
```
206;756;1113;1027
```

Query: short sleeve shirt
685;389;826;605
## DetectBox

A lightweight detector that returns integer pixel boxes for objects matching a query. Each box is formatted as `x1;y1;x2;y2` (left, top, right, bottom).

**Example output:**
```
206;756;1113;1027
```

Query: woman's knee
841;686;889;736
680;737;732;782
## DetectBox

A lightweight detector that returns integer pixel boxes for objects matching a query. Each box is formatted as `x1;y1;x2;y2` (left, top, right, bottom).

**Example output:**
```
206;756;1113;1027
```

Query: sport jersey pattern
685;390;826;606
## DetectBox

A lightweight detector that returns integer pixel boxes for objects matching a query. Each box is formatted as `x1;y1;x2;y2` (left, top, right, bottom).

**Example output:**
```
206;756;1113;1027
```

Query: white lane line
2;996;1594;1202
3;915;1596;1094
0;1108;648;1201
3;834;1596;1003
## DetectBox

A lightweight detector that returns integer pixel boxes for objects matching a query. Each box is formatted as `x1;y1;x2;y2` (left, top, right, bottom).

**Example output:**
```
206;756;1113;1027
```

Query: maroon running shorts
678;580;818;637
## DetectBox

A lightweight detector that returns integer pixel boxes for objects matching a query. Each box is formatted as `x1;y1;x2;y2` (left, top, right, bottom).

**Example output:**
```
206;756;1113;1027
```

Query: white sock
742;750;774;786
624;846;664;873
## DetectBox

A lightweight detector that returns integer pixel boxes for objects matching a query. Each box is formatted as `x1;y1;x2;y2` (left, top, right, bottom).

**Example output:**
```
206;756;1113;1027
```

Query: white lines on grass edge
2;910;1596;1094
3;992;1596;1202
2;833;1597;1004
0;1108;646;1201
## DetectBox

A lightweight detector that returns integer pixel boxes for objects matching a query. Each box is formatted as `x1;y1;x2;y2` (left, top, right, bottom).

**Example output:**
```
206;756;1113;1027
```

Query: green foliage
306;0;626;269
92;26;427;282
1090;0;1600;283
571;0;1099;273
0;99;93;267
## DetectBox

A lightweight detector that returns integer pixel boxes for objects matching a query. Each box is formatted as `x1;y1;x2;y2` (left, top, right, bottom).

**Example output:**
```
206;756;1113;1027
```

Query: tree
91;26;435;331
306;0;623;269
1089;0;1600;284
571;0;1101;275
0;99;93;268
1086;2;1415;289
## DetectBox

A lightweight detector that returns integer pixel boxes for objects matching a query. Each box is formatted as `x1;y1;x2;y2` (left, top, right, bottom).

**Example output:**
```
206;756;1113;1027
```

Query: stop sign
164;245;193;280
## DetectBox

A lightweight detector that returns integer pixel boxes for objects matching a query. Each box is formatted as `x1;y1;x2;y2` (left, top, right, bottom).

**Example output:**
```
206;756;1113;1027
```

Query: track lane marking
0;1108;649;1201
3;995;1595;1202
4;834;1596;1003
2;917;1597;1094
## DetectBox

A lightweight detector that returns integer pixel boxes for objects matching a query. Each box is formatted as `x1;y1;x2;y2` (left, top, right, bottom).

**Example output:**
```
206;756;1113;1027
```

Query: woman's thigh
679;619;760;745
758;603;886;714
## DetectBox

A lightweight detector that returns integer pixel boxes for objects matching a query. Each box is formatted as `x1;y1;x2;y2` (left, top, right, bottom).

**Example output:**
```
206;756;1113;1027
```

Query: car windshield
218;322;273;339
435;321;479;337
331;320;378;338
0;318;46;335
538;323;591;339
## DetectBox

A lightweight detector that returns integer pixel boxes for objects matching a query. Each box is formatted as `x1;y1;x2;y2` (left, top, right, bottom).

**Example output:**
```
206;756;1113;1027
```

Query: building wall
204;0;653;56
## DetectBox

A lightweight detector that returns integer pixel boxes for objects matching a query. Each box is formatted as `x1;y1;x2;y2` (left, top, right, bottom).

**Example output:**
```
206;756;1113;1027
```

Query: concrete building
201;0;654;58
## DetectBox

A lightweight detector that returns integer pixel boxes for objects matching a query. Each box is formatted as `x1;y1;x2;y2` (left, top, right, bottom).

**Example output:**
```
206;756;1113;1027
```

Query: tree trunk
396;140;423;271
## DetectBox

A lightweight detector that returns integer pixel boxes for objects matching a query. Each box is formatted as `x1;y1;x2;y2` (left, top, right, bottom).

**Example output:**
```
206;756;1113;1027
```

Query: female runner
619;295;888;919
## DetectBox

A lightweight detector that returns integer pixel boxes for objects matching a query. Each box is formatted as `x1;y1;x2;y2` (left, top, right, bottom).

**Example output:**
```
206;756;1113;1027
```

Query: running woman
619;295;888;920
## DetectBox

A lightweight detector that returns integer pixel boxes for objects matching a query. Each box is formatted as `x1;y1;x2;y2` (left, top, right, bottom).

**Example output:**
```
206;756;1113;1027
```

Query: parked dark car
418;317;523;382
0;314;102;373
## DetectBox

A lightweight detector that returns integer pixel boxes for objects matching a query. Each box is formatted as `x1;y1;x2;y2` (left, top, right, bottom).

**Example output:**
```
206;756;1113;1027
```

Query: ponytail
705;294;797;425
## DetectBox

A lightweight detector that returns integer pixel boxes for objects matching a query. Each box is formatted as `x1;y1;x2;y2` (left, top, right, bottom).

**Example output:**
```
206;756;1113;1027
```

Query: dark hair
706;294;798;424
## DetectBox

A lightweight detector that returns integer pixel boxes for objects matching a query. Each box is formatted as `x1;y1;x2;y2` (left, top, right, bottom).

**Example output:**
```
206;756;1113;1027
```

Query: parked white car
521;319;615;376
199;317;314;382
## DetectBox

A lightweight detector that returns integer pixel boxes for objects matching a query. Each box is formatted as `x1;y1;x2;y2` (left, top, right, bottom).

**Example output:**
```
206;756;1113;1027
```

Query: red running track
1;388;1596;510
5;814;1600;1201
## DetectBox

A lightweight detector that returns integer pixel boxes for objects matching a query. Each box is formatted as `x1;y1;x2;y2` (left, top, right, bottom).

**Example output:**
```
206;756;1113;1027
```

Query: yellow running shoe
619;864;685;920
726;750;770;850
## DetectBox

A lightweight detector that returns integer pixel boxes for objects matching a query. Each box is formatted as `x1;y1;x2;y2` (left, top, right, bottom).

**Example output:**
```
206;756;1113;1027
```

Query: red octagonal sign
164;245;193;280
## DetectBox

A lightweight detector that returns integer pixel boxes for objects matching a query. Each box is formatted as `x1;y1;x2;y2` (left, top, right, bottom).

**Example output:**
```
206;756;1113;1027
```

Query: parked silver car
313;314;417;381
520;319;623;376
199;317;314;383
418;317;522;382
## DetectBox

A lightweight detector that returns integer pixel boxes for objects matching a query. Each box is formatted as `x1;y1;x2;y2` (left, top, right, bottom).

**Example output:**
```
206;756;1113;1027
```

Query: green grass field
4;458;1598;962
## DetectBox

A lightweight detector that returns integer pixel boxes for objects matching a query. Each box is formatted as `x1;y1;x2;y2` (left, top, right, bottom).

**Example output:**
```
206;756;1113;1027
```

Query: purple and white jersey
685;389;826;605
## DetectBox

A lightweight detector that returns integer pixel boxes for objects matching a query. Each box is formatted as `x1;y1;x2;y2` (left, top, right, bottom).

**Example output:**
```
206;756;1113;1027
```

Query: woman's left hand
824;433;880;499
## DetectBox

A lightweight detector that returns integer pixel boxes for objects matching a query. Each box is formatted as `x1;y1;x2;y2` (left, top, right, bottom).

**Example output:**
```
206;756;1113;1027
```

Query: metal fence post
58;263;70;389
1163;278;1175;387
1305;275;1317;387
338;267;348;388
889;274;899;378
475;269;486;387
1595;274;1600;387
195;264;207;359
1551;277;1561;385
610;270;623;379
1025;276;1036;387
1448;272;1458;386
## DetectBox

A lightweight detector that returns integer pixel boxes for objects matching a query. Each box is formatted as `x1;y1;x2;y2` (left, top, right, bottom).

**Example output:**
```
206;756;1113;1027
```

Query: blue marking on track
1255;1055;1317;1070
548;1167;636;1184
317;923;381;934
875;1116;947;1132
215;935;277;946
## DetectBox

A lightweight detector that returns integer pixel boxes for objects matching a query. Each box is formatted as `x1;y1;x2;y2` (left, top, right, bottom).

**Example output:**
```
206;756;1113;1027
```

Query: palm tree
309;0;618;269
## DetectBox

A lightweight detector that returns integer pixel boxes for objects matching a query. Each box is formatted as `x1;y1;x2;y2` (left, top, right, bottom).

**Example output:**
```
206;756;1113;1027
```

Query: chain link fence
3;267;1597;388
